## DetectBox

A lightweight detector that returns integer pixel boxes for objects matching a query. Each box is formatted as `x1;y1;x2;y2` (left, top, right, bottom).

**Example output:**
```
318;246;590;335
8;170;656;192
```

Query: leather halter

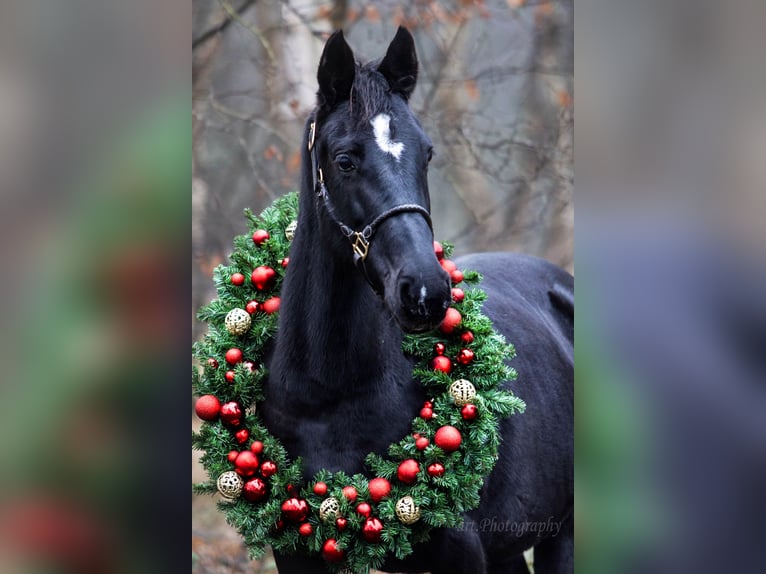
308;119;433;292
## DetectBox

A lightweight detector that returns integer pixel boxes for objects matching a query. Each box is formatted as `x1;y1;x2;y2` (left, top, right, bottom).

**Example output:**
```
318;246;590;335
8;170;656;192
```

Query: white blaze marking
418;285;427;306
370;113;404;160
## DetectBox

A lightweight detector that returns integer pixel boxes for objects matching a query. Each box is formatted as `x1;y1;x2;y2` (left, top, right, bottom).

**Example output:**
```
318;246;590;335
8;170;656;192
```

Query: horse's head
310;27;451;333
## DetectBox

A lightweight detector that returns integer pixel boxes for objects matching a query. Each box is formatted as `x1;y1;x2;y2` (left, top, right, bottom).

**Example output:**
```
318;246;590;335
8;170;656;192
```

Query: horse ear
317;30;356;108
378;26;418;100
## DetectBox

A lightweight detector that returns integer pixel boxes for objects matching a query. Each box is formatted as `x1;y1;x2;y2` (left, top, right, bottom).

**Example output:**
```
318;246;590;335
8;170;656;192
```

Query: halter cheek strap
308;119;433;292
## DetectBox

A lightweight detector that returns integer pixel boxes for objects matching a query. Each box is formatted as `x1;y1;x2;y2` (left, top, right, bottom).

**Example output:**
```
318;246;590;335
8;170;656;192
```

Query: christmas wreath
192;192;525;573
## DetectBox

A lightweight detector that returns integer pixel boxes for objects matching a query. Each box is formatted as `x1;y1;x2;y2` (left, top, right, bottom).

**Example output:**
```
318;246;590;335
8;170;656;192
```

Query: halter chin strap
308;119;433;292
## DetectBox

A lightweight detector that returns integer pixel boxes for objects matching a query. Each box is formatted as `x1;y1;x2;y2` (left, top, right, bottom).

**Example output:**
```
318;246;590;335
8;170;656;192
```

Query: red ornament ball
424;401;433;409
245;300;260;314
461;330;475;344
298;522;313;537
281;257;289;268
451;288;465;303
262;296;281;314
433;241;444;260
275;519;285;532
368;477;391;502
342;486;357;501
252;229;270;245
321;538;345;563
260;461;278;478
439;308;462;334
416;437;430;450
250;440;264;454
419;407;433;420
356;502;372;517
225;347;243;365
433;342;446;355
457;348;475;365
243;477;268;502
230;272;245;286
431;355;452;374
397;459;420;484
440;259;457;274
219;401;243;427
427;462;446;477
434;425;462;452
251;266;276;290
362;517;384;543
225;370;236;382
335;517;347;530
286;484;297;495
234;428;250;444
234;451;260;477
227;450;238;463
313;481;328;496
206;357;219;369
194;395;220;421
450;269;464;284
281;497;309;522
462;404;478;420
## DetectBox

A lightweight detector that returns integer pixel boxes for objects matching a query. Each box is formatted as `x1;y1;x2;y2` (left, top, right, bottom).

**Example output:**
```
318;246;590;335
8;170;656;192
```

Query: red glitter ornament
243;478;268;502
362;517;384;543
439;308;462;334
206;357;219;369
434;426;462;452
433;241;444;260
230;272;245;286
335;517;347;530
368;477;391;502
260;461;278;478
252;229;270;245
194;395;220;421
234;451;260;477
321;539;345;563
461;330;475;344
234;428;250;444
356;502;371;517
427;462;445;477
225;370;236;382
281;498;309;522
262;297;281;314
219;401;242;427
431;355;452;374
225;348;243;365
251;266;276;290
313;482;327;496
298;523;313;536
342;486;357;501
457;348;475;365
397;459;420;484
245;300;260;314
462;404;478;420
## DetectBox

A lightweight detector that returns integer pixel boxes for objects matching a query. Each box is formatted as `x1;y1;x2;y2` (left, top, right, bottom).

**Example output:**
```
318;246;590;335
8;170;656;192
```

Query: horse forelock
348;63;393;125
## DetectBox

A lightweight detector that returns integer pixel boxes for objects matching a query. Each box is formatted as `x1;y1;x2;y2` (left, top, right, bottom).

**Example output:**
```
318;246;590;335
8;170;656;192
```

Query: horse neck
272;193;410;394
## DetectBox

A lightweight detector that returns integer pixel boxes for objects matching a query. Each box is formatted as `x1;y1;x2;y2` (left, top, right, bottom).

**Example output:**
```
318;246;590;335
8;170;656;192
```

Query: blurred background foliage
192;1;572;572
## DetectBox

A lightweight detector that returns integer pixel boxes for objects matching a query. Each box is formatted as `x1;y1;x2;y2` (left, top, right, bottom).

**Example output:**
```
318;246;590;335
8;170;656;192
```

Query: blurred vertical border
0;0;190;572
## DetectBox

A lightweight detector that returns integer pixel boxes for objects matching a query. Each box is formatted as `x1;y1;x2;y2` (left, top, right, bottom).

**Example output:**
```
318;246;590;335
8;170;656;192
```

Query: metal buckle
308;121;316;151
352;232;370;261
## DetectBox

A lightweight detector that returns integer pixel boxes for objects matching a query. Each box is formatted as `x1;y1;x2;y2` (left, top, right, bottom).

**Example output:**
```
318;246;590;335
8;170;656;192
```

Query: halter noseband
308;119;433;292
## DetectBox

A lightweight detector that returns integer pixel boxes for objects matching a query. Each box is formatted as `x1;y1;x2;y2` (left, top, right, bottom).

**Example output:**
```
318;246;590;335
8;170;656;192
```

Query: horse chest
262;371;424;476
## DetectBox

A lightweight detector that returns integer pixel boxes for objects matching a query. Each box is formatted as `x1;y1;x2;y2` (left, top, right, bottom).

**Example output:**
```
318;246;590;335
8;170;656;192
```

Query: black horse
262;28;573;574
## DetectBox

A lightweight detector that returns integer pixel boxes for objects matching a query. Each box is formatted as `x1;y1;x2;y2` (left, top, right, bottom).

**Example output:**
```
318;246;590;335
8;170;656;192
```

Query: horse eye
427;148;434;164
334;153;355;172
